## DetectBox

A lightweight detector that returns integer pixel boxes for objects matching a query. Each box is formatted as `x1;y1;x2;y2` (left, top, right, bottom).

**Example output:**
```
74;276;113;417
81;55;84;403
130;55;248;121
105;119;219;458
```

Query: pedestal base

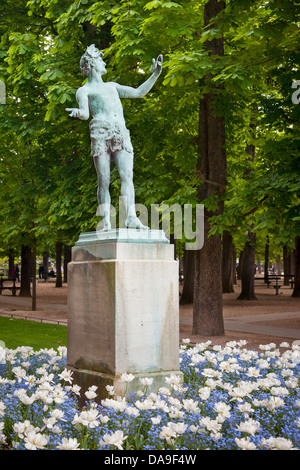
67;230;182;401
68;367;182;403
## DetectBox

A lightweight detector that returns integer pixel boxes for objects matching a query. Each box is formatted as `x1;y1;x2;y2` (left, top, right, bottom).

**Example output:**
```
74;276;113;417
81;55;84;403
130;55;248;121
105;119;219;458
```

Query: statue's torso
85;82;126;126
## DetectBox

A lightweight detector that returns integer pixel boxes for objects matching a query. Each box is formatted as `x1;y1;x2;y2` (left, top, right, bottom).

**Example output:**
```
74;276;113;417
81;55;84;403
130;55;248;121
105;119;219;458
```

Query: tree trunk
193;217;224;335
237;118;257;300
180;250;195;305
232;246;237;284
237;231;257;300
292;236;300;297
237;251;243;280
283;245;290;285
19;245;31;297
43;250;49;273
222;230;235;293
192;0;226;336
63;245;72;283
55;241;63;288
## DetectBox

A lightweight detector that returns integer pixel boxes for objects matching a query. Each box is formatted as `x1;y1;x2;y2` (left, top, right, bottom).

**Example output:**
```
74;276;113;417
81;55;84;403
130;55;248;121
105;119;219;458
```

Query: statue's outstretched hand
150;54;163;75
65;108;80;118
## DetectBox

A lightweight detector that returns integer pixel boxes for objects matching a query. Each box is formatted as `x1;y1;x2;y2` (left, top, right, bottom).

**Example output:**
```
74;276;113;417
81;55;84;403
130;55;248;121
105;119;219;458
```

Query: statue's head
80;45;105;77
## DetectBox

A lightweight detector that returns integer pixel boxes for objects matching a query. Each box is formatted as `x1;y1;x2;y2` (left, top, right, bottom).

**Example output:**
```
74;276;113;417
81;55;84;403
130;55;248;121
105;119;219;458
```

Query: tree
222;230;235;293
192;0;226;335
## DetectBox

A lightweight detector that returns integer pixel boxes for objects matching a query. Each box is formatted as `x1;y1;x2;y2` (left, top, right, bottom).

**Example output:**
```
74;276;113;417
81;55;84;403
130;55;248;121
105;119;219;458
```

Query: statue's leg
93;153;111;230
114;149;148;230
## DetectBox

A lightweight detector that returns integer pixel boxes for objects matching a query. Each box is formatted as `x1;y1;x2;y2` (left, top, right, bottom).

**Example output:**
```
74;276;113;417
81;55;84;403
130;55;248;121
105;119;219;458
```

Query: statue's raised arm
114;54;163;99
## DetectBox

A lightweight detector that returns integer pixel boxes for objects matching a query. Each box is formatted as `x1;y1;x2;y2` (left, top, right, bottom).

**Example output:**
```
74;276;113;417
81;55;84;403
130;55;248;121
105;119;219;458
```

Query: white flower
246;367;261;378
201;368;222;378
189;425;199;433
0;402;6;417
270;386;289;396
50;409;65;421
169;396;182;409
24;431;48;450
159;425;177;443
228;385;254;402
190;354;205;366
262;437;296;450
168;409;185;419
169;421;187;435
100;430;127;450
182;338;191;344
18;393;36;405
36;381;53;393
78;408;100;429
214;401;231;421
101;397;127;411
35;390;53;405
57;437;80;450
165;374;182;386
183;398;199;413
100;415;109;424
198;386;211;400
256;359;270;368
24;375;36;387
52;387;67;404
120;372;135;383
237;402;254;417
68;384;81;396
219;361;240;373
236;418;261;436
285;378;298;389
158;387;171;396
281;368;294;377
12;366;27;382
58;368;73;384
126;406;140;417
135;399;154;410
235;437;256;450
85;389;98;400
13;420;36;438
260;396;285;412
43;417;57;429
151;416;162;425
105;385;114;395
199;417;222;434
139;377;153;386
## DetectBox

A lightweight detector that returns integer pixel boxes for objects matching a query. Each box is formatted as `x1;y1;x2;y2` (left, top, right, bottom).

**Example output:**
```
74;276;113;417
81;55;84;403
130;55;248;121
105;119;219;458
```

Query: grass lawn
0;316;67;350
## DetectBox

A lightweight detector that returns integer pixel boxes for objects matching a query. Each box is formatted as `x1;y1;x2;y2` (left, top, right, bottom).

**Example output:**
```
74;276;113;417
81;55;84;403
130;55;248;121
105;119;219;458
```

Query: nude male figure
66;44;163;230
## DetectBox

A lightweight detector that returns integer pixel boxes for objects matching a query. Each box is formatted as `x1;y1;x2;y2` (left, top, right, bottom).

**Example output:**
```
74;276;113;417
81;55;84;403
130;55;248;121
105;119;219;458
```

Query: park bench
254;277;271;287
0;277;20;296
255;274;295;295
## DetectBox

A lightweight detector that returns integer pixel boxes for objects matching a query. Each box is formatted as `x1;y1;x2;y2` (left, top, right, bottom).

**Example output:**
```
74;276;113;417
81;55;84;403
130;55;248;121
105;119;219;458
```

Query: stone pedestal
67;229;182;400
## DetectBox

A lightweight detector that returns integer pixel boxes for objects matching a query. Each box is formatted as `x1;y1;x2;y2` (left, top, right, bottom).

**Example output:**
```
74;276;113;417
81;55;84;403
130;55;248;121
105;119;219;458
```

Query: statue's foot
125;216;149;230
99;220;111;231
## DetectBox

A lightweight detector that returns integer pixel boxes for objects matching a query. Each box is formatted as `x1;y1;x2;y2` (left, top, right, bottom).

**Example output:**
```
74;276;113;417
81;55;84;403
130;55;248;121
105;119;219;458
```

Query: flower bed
0;339;299;450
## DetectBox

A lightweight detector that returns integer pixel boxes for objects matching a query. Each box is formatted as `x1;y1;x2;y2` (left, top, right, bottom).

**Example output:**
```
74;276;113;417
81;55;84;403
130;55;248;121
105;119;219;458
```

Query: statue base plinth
67;230;182;402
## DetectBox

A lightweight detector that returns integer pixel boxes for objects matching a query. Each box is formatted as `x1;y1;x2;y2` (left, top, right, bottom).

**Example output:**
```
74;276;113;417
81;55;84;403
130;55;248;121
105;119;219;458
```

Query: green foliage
0;0;299;261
